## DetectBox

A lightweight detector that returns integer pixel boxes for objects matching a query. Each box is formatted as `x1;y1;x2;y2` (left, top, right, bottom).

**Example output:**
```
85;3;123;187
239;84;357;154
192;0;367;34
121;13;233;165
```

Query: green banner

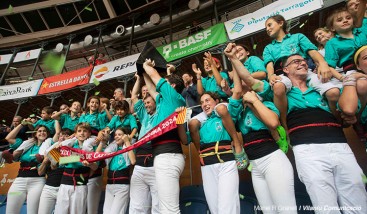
157;23;228;62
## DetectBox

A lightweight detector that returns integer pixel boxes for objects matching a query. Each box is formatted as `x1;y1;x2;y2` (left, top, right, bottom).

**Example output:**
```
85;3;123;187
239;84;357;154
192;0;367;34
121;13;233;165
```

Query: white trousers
201;160;240;214
251;149;297;214
6;177;45;214
154;153;185;214
293;143;367;214
87;176;103;214
38;185;60;214
54;184;88;214
129;166;159;214
103;184;130;214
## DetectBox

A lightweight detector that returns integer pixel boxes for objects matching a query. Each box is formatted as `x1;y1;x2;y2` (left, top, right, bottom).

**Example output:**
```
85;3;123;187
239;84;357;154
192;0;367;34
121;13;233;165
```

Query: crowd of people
1;1;367;213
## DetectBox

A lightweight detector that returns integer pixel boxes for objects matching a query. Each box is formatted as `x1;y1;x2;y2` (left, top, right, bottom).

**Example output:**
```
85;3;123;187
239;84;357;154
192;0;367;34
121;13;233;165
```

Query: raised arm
53;120;61;143
131;74;142;106
192;63;204;95
224;43;264;92
51;107;69;120
122;135;136;165
5;124;23;144
204;52;223;86
142;73;159;100
143;59;162;86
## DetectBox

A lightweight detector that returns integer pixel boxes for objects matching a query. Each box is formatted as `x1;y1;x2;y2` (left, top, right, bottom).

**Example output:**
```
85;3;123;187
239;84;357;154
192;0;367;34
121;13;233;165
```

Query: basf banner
38;66;92;95
89;53;140;83
0;79;43;101
225;0;323;40
157;23;228;62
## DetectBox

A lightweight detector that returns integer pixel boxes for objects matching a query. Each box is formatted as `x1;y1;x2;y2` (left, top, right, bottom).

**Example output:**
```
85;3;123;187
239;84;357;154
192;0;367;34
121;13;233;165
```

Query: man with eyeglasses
282;54;367;213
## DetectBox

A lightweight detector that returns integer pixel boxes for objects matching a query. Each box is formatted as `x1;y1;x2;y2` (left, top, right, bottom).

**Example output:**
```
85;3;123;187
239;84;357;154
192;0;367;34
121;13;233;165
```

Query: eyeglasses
284;59;307;67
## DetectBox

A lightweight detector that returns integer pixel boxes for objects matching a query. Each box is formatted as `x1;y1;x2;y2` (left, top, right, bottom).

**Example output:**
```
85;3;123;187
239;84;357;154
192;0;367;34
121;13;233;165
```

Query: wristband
342;74;357;87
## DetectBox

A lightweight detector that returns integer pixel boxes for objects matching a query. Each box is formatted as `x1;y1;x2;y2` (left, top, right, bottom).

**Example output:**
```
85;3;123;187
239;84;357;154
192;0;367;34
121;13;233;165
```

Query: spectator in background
188;20;204;36
181;72;202;117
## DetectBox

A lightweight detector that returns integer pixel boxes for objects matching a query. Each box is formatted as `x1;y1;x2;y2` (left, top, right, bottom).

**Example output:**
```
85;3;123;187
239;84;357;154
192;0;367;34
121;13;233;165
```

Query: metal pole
123;80;128;97
212;0;219;24
189;144;193;185
13;98;28;118
83;90;89;109
61;34;75;74
128;15;136;55
100;37;111;61
0;49;18;85
30;43;46;78
169;0;173;43
92;26;104;68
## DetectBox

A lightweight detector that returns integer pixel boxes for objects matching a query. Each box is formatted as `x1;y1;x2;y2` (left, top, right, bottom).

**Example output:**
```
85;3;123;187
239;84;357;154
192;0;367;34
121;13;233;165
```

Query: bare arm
53;120;61;143
231;67;242;100
5;124;23;144
244;91;280;130
192;63;204;95
308;50;332;83
124;137;136;165
51;107;69;120
204;52;223;86
142;73;159;100
224;43;264;92
131;74;141;106
38;156;50;176
143;59;162;86
251;72;267;80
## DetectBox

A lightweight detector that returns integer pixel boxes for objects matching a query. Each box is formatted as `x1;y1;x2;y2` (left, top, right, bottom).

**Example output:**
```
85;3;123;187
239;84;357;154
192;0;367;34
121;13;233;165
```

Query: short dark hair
115;100;130;112
116;127;131;135
61;128;73;136
166;74;185;94
42;106;54;115
201;91;220;101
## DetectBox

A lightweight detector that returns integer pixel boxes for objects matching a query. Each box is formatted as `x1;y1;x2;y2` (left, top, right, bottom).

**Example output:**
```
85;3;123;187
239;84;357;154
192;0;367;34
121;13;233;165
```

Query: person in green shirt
193;52;230;100
79;96;106;135
283;54;367;213
6;125;50;214
54;123;98;214
96;127;136;214
103;100;138;140
263;15;332;130
52;101;82;132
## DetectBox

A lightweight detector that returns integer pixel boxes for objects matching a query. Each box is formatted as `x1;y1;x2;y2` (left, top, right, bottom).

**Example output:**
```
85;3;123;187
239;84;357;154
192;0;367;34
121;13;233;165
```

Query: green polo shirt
325;28;367;68
20;144;40;163
107;114;138;131
60;114;80;131
79;112;102;131
199;98;242;144
98;111;110;130
33;119;55;135
134;100;156;142
10;138;23;150
108;145;130;171
236;101;279;135
202;72;230;98
356;17;367;33
361;108;367;126
152;78;186;126
244;56;267;74
287;85;330;114
263;33;317;66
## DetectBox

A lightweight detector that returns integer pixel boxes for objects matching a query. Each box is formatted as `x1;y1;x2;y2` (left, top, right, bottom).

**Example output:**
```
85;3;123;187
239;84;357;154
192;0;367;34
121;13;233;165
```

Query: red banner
60;111;180;163
38;66;92;95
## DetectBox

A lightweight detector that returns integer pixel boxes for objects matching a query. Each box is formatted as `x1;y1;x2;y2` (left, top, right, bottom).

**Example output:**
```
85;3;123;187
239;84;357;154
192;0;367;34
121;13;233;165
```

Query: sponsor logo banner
157;23;228;62
14;48;42;63
0;79;43;101
38;66;92;95
89;53;140;83
0;54;12;65
224;0;323;40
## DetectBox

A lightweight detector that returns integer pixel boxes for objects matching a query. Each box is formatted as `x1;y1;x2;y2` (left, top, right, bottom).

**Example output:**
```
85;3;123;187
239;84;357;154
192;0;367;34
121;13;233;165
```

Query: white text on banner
0;79;43;101
224;0;323;40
